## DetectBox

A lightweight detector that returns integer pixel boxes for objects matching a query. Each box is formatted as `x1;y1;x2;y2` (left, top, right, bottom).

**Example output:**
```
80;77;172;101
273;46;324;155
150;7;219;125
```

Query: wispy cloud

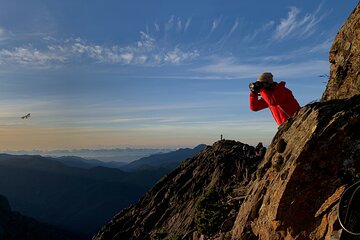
244;21;275;42
0;27;5;40
211;16;223;33
194;57;329;79
273;4;326;41
229;18;240;37
154;22;160;32
308;38;333;53
165;16;175;31
164;47;199;64
176;17;183;32
184;18;192;32
0;26;13;43
0;47;66;67
274;7;300;40
217;18;240;45
0;32;200;67
108;116;185;124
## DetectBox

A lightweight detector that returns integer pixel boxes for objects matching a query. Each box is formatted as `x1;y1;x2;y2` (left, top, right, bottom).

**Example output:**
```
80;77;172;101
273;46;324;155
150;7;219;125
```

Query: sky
0;0;358;150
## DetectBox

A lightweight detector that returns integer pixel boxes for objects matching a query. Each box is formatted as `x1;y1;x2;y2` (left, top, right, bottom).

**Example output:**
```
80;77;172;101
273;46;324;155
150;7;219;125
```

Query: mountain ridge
92;140;262;239
121;144;207;172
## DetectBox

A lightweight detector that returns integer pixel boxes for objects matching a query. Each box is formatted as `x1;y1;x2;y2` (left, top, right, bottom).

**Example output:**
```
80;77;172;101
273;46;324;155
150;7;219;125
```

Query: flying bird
21;113;31;119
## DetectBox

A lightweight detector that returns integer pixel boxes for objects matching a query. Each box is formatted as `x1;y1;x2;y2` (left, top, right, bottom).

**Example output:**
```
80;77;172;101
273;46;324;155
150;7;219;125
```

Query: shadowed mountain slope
0;194;77;240
93;141;262;239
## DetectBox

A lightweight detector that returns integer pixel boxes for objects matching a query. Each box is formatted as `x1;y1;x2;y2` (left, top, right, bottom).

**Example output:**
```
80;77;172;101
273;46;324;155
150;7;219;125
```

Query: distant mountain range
3;148;175;163
54;156;127;169
52;144;207;172
121;144;207;171
0;144;206;238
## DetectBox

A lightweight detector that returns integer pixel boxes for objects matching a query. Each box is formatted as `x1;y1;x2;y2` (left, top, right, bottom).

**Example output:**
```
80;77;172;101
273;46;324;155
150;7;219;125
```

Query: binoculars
249;81;265;93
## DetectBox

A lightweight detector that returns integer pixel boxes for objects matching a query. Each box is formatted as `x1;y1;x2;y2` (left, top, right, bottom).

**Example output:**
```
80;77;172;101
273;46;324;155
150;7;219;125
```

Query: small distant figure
220;134;223;141
21;113;31;119
255;142;266;158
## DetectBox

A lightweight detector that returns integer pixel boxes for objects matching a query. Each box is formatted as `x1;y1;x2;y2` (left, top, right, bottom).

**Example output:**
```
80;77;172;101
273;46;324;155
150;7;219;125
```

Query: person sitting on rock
249;72;300;125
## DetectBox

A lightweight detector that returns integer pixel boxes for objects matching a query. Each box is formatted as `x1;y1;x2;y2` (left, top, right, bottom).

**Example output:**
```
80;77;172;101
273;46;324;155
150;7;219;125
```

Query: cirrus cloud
0;32;200;68
273;5;326;41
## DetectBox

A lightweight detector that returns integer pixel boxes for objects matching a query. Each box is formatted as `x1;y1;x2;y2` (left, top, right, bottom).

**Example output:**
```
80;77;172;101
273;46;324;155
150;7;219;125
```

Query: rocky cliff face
93;2;360;240
231;95;360;239
93;140;263;240
322;2;360;101
0;194;75;240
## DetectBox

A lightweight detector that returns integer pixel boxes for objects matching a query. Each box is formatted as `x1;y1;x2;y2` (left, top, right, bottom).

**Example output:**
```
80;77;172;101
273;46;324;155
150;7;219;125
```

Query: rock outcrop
231;95;360;239
93;140;263;240
0;194;75;240
322;2;360;101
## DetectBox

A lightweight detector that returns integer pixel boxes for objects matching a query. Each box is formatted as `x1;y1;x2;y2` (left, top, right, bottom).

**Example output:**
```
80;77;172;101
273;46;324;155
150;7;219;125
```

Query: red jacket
249;81;300;125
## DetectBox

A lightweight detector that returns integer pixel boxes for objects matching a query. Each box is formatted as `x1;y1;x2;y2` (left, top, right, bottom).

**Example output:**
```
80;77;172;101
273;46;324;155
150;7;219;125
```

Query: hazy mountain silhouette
0;145;205;238
0;154;166;238
121;144;207;171
53;156;127;169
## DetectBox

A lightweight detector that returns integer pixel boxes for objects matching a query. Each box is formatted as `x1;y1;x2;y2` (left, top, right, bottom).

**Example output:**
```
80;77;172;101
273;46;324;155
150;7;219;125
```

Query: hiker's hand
249;82;260;94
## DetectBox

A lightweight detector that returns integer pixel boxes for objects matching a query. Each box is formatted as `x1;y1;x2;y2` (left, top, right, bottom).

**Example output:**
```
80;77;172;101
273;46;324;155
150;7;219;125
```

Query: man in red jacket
249;72;300;125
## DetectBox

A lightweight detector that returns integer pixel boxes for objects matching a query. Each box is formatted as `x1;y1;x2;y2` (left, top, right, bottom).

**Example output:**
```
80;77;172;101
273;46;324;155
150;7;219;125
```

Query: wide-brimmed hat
257;72;273;83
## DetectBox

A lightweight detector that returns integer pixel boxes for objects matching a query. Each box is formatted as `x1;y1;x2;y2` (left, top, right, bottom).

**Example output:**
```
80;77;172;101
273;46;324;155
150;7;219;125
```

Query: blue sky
0;0;357;150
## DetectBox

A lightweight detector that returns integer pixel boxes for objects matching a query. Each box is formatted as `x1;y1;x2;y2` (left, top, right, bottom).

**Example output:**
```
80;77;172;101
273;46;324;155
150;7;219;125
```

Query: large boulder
322;2;360;101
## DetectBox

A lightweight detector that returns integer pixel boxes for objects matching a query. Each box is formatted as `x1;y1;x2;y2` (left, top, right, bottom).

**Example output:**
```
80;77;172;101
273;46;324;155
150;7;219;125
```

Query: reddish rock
322;2;360;101
231;95;360;240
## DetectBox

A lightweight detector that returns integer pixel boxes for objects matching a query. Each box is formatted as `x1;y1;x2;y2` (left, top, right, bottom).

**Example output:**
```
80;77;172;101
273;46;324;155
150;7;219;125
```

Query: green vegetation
151;230;183;240
194;187;226;236
167;235;183;240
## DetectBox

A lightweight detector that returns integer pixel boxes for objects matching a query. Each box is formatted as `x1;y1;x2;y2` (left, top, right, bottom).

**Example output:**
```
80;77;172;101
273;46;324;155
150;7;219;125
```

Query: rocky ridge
93;140;263;240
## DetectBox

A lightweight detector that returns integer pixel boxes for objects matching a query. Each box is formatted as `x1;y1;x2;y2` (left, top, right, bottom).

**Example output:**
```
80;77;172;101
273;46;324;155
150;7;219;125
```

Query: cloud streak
211;16;223;33
194;57;329;79
0;33;200;67
184;18;192;32
244;21;275;42
273;5;325;41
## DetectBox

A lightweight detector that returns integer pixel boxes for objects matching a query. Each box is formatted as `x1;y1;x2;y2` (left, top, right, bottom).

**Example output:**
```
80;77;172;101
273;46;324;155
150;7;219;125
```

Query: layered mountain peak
93;140;264;240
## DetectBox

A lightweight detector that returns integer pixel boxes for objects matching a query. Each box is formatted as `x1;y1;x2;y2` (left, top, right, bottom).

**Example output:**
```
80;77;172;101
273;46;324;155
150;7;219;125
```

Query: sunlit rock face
322;2;360;101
